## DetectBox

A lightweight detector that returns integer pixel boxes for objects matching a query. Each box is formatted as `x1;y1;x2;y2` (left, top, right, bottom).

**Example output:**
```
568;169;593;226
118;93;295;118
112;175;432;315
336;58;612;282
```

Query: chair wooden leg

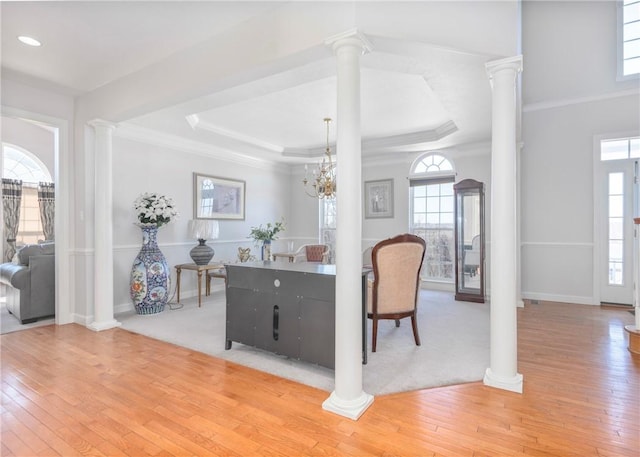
372;318;379;352
411;314;421;346
395;319;400;327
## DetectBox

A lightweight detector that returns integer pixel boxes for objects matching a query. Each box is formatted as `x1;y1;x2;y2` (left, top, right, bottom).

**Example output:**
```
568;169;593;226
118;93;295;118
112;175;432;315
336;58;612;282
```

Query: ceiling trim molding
186;114;284;153
523;88;640;113
115;123;288;173
362;120;458;150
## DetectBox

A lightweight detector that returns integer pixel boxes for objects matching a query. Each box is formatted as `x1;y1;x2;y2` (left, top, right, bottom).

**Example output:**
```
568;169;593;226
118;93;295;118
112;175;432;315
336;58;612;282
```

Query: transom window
409;154;456;282
601;137;640;160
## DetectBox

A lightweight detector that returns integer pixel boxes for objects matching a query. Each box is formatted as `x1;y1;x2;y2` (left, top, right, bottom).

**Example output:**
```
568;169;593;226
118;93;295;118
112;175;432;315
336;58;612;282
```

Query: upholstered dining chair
367;233;426;352
293;244;330;264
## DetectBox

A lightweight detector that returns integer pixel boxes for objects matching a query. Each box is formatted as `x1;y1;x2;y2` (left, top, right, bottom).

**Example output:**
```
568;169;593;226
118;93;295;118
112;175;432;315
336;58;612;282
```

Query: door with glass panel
599;139;638;305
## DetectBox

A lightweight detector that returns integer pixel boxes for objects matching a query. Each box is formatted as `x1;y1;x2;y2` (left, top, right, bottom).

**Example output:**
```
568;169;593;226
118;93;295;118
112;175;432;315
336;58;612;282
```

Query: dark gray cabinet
225;262;362;370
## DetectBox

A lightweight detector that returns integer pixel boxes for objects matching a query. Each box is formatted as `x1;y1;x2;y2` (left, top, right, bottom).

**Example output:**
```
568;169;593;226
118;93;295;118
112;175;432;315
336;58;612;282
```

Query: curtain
38;182;55;241
2;178;23;262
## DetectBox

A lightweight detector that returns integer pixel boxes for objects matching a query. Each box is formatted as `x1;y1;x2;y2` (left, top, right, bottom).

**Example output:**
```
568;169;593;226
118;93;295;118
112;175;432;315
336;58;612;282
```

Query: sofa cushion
16;242;55;265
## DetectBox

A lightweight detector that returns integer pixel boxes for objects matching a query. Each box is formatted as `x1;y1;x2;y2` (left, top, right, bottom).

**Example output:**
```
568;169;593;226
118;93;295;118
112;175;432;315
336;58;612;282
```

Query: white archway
1;106;72;325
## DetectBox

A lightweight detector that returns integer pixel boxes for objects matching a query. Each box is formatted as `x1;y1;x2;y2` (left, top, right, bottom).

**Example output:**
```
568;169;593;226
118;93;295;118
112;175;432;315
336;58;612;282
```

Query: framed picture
193;173;245;220
364;179;394;219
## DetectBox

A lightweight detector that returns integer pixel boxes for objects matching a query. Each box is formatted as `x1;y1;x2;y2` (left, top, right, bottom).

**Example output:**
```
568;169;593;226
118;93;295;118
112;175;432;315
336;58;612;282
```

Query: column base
87;319;122;332
322;390;374;420
624;325;640;355
483;368;523;393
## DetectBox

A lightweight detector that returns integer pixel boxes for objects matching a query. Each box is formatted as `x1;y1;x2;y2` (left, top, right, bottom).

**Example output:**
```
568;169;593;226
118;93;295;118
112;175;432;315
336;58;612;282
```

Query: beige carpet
117;289;489;396
0;302;55;334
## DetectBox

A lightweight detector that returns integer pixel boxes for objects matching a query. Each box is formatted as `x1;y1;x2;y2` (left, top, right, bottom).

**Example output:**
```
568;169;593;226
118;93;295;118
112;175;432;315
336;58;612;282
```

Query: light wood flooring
1;301;638;456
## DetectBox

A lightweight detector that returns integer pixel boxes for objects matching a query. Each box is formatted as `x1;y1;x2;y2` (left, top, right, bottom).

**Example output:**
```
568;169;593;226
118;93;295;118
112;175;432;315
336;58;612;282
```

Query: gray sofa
0;242;55;324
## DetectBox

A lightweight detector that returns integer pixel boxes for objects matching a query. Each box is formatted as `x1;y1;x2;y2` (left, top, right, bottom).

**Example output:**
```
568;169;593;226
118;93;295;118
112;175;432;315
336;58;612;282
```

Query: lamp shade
188;219;219;240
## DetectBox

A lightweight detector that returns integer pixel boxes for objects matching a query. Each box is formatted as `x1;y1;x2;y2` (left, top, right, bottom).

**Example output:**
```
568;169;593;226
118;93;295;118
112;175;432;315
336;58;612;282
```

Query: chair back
305;244;328;262
294;244;329;263
370;234;425;314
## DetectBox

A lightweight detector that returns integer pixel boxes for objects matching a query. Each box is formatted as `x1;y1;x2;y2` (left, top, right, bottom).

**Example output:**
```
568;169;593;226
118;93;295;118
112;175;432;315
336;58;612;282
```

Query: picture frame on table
364;179;394;219
193;173;245;220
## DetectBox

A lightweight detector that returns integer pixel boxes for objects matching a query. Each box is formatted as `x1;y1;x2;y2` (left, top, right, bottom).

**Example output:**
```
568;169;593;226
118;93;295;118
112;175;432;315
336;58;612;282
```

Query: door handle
273;305;279;341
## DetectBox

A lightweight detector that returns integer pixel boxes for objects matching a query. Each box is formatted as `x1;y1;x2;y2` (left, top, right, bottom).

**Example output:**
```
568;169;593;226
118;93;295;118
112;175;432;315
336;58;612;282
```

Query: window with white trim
320;197;336;264
2;144;52;245
620;0;640;77
409;154;456;282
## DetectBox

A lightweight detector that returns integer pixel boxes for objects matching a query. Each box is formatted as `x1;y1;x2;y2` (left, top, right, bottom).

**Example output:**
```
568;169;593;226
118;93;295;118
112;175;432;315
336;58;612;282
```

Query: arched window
3;144;52;182
409;153;456;283
2;143;52;245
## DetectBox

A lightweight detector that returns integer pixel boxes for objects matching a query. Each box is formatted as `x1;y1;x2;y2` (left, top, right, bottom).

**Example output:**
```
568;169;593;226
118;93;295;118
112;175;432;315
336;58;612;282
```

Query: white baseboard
521;292;596;306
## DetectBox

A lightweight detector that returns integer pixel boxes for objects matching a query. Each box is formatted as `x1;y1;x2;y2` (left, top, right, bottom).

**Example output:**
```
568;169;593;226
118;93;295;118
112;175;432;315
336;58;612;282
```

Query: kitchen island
225;261;367;369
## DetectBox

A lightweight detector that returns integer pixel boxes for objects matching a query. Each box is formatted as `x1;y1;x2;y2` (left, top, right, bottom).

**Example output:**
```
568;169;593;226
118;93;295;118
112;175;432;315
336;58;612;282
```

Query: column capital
325;28;373;55
88;119;117;131
485;55;523;80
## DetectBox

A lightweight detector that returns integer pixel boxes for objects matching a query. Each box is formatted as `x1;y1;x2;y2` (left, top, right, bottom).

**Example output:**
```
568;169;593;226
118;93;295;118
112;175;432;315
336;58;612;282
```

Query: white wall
521;1;640;304
110;135;293;312
289;142;491;293
2;117;56;179
1;77;76;324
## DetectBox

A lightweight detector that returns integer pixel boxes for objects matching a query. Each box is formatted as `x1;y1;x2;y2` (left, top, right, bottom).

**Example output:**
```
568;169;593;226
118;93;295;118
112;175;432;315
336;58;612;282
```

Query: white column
322;29;374;420
483;56;523;393
87;120;121;332
516;141;525;308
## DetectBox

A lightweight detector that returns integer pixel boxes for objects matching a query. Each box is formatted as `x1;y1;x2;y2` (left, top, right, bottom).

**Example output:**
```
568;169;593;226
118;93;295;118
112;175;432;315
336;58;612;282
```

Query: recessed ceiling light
18;36;41;47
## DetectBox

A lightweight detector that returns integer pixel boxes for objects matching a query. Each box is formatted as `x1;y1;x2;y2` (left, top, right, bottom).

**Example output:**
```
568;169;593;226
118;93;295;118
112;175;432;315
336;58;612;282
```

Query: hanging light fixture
303;118;336;199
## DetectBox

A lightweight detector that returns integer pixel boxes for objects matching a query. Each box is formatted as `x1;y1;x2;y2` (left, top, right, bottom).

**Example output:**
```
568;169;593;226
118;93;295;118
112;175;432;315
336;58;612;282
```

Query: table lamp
188;220;219;265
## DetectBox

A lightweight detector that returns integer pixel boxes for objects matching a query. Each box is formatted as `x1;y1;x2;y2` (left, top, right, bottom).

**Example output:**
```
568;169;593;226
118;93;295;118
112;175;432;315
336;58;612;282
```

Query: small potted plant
249;219;285;260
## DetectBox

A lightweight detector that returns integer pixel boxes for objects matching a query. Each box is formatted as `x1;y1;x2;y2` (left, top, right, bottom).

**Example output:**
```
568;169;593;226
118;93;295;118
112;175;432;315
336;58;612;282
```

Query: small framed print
364;179;394;219
193;173;245;220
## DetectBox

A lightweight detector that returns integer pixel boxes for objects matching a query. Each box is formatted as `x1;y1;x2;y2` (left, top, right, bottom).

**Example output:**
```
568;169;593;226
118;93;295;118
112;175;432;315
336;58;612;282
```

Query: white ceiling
1;1;502;164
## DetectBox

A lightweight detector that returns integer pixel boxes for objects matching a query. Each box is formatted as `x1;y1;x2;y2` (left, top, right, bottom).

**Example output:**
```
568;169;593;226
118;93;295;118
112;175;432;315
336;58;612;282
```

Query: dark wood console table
225;261;368;369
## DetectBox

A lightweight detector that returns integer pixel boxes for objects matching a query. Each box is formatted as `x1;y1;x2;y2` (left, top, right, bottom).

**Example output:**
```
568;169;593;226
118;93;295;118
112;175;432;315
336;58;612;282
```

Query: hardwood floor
1;301;638;456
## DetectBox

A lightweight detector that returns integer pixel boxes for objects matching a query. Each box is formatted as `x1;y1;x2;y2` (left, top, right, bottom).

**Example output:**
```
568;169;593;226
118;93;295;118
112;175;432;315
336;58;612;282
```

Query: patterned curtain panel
38;182;55;241
2;178;23;262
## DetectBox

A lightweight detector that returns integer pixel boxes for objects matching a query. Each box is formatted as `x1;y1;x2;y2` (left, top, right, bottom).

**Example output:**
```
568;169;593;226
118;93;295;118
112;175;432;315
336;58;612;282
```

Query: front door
598;158;637;305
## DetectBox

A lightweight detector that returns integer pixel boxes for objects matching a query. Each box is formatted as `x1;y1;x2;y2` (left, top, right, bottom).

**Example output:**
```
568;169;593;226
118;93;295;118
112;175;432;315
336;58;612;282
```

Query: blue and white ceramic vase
130;224;170;314
262;240;272;261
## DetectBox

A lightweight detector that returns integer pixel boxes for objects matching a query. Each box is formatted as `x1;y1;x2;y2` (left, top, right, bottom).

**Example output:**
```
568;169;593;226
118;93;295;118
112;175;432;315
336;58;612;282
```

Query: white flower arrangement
133;192;178;227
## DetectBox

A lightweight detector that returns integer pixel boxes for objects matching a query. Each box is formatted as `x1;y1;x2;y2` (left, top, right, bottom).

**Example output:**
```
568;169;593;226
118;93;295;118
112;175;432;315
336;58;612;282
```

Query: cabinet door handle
273;305;279;341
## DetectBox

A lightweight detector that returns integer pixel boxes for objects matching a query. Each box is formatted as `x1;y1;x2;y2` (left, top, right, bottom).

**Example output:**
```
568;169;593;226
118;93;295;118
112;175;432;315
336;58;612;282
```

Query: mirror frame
454;178;485;303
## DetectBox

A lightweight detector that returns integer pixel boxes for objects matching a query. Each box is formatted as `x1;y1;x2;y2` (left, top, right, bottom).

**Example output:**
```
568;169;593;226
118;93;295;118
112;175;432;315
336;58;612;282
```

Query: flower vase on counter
262;240;272;261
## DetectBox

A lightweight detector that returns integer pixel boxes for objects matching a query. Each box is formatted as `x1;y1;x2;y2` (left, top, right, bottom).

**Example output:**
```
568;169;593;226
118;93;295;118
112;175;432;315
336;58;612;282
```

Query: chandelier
303;117;336;199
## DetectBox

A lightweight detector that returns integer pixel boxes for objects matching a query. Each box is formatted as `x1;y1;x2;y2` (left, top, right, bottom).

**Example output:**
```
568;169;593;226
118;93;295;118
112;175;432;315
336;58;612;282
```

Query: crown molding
186;115;284;153
362;120;458;150
523;88;640;113
114;122;288;173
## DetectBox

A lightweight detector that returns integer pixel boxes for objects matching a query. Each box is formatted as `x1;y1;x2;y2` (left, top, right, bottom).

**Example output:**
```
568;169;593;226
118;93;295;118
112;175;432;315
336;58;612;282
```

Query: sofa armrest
0;263;29;289
28;255;56;316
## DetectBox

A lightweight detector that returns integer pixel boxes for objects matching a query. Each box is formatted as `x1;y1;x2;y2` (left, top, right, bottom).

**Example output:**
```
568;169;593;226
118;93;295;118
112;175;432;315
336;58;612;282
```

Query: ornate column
322;29;374;420
483;56;523;393
87;120;121;331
